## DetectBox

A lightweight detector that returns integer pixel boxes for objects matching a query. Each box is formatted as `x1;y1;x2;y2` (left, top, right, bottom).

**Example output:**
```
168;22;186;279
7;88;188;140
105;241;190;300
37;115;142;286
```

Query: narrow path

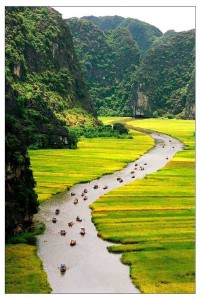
35;131;183;293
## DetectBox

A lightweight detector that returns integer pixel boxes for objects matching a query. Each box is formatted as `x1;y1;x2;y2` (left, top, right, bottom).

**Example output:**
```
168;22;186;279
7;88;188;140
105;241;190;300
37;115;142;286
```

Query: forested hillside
67;18;140;116
83;16;163;56
5;7;96;237
67;16;195;119
133;30;195;118
5;7;96;150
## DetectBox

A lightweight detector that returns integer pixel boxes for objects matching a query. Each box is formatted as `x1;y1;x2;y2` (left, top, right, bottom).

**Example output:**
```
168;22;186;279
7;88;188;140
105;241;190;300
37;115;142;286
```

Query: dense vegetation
83;16;163;56
67;16;195;119
134;30;195;119
67;18;140;116
5;7;96;150
5;6;98;238
90;118;195;293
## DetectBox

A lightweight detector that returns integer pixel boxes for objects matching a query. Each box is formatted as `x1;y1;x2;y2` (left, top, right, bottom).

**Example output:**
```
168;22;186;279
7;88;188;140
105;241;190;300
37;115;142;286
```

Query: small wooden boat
80;227;85;235
71;192;76;196
166;157;168;160
144;163;147;165
84;189;88;193
132;175;135;178
73;198;78;204
83;196;88;201
130;171;135;174
55;209;60;215
70;240;76;246
119;179;123;183
93;184;99;189
135;163;138;166
81;192;85;197
52;217;57;223
103;185;108;190
60;230;66;236
68;221;73;227
76;216;82;222
117;177;121;181
60;264;67;273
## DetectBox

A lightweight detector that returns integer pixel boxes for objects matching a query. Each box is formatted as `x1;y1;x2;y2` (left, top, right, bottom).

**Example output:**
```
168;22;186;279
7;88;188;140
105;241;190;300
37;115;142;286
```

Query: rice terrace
5;6;195;295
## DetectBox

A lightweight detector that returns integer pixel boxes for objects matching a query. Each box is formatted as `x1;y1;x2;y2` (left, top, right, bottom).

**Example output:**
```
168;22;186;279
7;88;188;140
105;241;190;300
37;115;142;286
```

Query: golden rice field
91;118;195;293
29;126;153;202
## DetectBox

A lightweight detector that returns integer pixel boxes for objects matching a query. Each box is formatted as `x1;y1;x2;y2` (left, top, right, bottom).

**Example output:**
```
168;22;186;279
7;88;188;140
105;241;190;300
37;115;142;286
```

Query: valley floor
5;117;195;294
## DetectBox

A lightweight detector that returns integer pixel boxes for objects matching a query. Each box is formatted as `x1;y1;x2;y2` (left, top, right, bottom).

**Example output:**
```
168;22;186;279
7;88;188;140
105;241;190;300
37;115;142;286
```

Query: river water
35;131;183;293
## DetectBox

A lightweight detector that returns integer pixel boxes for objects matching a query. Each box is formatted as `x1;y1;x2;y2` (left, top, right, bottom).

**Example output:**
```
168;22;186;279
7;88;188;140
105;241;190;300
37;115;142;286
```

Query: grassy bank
90;118;195;293
5;244;52;293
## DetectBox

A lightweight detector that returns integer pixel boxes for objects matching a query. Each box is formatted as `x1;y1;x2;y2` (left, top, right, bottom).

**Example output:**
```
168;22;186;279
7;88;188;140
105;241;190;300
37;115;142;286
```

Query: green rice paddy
5;244;52;293
91;118;195;293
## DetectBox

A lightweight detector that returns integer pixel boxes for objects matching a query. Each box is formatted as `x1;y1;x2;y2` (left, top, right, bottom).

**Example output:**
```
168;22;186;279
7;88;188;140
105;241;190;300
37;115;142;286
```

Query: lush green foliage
69;122;131;139
134;30;195;119
83;16;163;56
91;118;195;293
5;244;52;293
67;18;140;116
5;7;96;150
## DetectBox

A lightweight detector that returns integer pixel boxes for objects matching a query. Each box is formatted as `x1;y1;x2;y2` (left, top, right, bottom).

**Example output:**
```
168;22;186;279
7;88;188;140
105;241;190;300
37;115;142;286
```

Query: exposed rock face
134;30;195;119
135;91;151;117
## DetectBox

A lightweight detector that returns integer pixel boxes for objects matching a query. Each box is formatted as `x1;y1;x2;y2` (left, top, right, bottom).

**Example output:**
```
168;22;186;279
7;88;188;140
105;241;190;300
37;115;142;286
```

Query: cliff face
134;30;195;118
67;18;140;116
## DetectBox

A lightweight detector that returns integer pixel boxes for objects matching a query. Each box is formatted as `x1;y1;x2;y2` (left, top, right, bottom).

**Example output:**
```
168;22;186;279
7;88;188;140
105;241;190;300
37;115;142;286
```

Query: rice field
29;127;153;202
91;118;195;293
5;244;52;293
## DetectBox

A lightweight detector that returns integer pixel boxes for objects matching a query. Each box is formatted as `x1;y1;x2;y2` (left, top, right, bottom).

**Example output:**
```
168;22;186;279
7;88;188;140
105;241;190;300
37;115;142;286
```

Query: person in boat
93;184;98;189
103;185;108;189
52;217;57;223
76;215;82;222
80;227;85;235
70;240;76;246
60;264;67;272
55;209;60;215
68;221;73;227
60;230;66;235
73;198;78;204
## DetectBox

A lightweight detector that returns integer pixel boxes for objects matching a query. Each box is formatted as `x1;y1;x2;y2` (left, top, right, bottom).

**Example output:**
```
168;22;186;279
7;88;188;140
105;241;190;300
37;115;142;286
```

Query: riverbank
35;130;183;293
5;125;153;293
91;118;195;293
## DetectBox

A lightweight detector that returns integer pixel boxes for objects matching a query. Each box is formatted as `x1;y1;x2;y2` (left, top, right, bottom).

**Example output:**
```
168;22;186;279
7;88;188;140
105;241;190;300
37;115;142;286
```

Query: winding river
35;131;183;293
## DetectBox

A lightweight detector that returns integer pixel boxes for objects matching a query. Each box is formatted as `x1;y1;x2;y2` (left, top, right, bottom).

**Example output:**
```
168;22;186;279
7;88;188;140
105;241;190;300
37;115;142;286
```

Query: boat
68;221;73;227
103;185;108;189
55;209;60;215
80;227;85;235
60;264;67;273
83;189;88;193
52;217;57;223
76;216;82;222
73;198;78;204
60;230;66;236
93;184;99;189
70;240;76;246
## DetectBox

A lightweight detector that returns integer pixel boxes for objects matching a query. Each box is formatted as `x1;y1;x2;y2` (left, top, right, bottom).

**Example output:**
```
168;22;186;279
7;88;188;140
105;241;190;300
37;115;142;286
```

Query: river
35;131;183;293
